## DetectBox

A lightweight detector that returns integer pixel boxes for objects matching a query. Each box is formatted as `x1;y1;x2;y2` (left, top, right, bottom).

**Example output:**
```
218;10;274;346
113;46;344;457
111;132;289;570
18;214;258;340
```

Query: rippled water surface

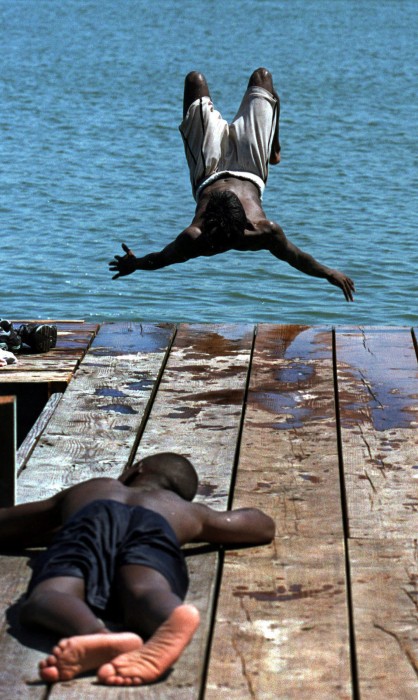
2;0;417;324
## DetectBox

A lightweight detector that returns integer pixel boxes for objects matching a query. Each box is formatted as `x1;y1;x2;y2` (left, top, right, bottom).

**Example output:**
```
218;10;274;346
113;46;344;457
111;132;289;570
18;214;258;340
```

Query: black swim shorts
28;500;189;610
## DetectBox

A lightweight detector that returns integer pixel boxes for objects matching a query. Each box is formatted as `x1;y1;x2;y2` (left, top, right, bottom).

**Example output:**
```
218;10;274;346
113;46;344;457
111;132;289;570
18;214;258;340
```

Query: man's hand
109;243;138;279
327;270;355;302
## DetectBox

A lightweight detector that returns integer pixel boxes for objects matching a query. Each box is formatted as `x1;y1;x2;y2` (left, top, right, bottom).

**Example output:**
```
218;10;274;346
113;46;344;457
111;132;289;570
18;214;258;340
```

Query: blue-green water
2;0;417;324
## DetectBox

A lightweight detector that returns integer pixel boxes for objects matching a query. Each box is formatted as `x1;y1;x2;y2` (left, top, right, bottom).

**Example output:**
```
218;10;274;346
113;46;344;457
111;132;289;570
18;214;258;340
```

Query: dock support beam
0;395;16;507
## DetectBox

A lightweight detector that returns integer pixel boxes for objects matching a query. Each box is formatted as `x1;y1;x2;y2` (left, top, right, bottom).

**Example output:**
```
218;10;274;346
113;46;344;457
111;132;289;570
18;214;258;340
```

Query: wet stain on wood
98;403;138;414
233;583;342;602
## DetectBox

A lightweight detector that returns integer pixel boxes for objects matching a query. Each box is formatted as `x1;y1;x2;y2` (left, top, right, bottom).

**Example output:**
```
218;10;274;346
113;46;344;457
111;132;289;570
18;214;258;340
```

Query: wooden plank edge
17;392;64;476
411;327;418;361
124;324;178;470
0;396;16;507
11;319;88;324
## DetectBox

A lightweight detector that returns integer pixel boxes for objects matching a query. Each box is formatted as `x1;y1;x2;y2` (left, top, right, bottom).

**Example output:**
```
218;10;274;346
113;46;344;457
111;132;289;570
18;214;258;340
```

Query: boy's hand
109;243;137;279
327;270;355;302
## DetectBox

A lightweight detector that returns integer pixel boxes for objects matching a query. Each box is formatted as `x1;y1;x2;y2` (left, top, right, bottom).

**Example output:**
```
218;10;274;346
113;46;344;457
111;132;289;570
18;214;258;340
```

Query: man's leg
248;67;281;164
21;577;142;682
183;71;210;119
20;576;104;636
180;70;227;199
97;564;200;686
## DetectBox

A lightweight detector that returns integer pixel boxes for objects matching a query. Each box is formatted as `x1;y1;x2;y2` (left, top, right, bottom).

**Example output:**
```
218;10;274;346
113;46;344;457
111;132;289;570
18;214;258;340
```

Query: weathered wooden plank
52;323;254;698
0;322;99;383
335;327;418;538
0;553;50;699
0;370;74;384
136;323;255;507
16;323;176;502
1;357;88;370
17;392;63;474
0;353;87;367
206;539;350;700
235;324;344;536
0;395;16;507
88;321;173;355
412;328;418;359
349;538;418;699
206;324;351;698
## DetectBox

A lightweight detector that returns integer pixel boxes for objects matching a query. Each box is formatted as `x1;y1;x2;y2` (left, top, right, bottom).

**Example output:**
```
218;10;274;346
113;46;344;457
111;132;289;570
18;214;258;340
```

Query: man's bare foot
269;144;281;164
39;632;143;682
97;604;200;686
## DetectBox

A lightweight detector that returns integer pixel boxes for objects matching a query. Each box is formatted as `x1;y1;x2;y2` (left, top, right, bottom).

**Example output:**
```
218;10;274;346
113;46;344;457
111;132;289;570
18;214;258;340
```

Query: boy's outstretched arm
193;505;275;546
0;493;64;549
109;228;202;279
264;222;355;302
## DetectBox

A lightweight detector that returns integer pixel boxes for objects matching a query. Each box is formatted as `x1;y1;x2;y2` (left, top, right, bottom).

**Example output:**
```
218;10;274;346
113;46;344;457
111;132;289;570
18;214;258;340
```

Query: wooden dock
0;321;417;699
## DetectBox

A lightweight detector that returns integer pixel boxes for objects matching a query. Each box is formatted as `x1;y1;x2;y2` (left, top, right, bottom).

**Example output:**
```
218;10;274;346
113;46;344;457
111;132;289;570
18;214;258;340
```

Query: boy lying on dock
0;452;275;686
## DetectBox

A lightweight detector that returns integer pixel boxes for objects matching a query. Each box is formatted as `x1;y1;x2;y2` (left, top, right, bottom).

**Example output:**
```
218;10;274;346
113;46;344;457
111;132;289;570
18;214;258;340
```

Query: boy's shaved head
120;452;198;502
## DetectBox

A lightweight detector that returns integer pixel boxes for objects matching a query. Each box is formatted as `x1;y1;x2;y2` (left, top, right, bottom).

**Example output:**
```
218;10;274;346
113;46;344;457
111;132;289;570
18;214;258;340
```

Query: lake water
2;0;417;325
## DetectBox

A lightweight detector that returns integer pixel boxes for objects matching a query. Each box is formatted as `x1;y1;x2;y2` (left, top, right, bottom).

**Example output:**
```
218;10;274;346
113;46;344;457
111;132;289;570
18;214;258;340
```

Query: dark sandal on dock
0;319;22;352
18;324;58;353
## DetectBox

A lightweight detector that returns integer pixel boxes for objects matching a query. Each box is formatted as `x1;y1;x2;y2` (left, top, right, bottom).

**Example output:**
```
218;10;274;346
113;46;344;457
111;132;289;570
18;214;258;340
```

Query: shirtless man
109;67;355;302
0;452;275;686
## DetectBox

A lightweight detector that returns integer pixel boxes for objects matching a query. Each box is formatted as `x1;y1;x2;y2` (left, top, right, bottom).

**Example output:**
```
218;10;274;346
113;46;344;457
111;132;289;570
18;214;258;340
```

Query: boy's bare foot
97;604;200;686
39;632;143;682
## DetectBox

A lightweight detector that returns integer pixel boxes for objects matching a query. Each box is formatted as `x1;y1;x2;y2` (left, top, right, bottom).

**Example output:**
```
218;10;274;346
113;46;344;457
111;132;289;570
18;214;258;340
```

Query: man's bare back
54;478;206;546
194;177;265;232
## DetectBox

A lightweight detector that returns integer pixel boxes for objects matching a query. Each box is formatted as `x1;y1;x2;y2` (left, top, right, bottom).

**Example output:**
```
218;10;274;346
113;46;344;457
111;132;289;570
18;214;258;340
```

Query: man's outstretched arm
265;222;355;301
109;228;202;279
0;493;64;548
192;504;276;546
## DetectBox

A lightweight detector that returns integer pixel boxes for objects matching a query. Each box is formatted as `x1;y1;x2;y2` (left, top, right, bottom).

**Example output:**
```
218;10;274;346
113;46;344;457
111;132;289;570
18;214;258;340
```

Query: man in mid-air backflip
109;68;355;302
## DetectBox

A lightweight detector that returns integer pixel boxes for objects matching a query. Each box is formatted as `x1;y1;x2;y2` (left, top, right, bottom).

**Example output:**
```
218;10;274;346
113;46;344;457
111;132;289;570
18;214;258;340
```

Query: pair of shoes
0;319;22;352
18;324;58;353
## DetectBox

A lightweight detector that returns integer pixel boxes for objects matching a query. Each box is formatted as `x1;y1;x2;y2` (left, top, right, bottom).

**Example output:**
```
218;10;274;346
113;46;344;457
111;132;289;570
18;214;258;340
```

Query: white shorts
179;86;278;200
